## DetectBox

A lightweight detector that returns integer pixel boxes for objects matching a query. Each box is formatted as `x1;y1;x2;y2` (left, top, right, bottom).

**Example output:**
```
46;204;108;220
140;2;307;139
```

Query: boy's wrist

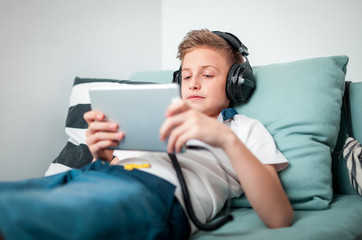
220;128;240;151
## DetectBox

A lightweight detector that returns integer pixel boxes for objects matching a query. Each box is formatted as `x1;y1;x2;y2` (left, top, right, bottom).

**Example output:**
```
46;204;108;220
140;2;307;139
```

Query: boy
0;29;293;240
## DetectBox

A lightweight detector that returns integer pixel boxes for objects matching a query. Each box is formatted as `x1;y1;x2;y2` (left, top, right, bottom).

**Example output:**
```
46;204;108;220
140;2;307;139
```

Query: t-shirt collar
217;108;238;122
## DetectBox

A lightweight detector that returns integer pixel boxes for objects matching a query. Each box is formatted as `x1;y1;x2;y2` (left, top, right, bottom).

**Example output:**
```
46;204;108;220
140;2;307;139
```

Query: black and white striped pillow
45;77;154;176
343;137;362;195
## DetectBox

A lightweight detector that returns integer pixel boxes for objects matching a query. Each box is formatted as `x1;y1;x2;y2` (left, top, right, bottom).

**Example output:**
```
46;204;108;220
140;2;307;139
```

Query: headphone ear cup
226;64;239;103
226;63;256;104
172;68;182;85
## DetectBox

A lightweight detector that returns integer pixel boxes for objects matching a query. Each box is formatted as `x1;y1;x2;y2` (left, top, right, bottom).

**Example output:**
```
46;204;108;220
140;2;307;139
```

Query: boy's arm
220;129;294;228
160;100;293;228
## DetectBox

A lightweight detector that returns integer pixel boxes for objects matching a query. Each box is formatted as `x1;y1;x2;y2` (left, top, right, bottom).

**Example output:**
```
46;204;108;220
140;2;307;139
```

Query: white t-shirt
113;112;288;233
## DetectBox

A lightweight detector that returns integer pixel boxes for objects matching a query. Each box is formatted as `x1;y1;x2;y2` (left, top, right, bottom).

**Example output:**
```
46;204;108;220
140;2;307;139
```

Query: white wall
1;0;360;181
0;0;162;181
161;0;362;82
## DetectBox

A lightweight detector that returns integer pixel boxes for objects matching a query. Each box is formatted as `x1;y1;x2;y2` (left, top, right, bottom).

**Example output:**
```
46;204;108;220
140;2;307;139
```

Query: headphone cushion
226;64;242;103
172;69;182;85
226;63;255;103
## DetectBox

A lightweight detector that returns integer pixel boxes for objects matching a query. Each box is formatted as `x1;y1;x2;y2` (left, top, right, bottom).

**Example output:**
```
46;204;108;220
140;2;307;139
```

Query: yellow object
124;163;151;171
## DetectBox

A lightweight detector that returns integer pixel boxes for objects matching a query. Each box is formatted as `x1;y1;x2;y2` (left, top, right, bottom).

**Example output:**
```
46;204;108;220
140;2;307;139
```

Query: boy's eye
183;76;191;80
203;74;213;78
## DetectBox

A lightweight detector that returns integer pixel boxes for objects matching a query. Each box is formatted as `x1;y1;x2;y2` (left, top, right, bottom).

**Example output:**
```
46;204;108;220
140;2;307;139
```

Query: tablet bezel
89;83;181;152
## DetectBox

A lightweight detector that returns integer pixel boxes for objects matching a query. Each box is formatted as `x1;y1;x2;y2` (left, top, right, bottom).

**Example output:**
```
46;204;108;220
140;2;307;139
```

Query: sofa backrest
332;81;362;195
129;66;360;197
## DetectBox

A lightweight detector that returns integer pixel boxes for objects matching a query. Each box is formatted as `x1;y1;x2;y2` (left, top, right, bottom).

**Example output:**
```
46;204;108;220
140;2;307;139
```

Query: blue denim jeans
0;160;190;240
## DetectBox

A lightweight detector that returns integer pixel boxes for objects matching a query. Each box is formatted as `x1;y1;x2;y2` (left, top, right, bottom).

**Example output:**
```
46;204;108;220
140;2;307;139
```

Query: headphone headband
212;31;249;56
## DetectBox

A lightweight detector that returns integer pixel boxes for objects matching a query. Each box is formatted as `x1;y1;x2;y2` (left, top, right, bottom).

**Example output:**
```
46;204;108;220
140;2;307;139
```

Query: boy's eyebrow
182;65;220;72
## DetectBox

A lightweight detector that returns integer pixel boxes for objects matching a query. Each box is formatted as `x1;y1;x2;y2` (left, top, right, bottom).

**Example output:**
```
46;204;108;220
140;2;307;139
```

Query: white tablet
89;83;181;152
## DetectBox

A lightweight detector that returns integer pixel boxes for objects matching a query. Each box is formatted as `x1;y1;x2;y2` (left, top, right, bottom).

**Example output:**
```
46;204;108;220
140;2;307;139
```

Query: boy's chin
187;101;203;111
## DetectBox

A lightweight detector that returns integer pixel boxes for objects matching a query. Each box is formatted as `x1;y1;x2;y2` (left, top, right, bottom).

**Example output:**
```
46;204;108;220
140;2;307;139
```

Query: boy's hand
159;100;234;153
84;110;124;162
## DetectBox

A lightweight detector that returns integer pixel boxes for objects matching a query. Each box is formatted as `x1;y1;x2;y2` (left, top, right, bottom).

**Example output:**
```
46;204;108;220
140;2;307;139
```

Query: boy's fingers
159;112;186;141
84;111;106;124
89;121;119;132
165;100;189;117
93;131;124;141
89;140;119;154
166;121;191;153
86;131;124;146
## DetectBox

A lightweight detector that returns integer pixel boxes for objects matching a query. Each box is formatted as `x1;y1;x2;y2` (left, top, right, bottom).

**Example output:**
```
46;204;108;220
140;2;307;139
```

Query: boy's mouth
188;95;205;100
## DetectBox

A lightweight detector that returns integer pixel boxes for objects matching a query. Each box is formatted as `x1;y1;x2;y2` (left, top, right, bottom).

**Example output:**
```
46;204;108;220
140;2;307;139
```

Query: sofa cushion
48;56;348;211
130;56;349;210
45;78;154;176
333;82;362;195
350;82;362;142
191;195;362;240
232;56;348;210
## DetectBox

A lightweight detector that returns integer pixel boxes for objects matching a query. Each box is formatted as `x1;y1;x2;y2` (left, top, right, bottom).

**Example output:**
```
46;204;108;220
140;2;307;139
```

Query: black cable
187;145;233;216
168;147;233;231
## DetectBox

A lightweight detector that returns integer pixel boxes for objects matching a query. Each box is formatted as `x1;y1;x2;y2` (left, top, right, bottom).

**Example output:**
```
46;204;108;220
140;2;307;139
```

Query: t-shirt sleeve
232;115;288;172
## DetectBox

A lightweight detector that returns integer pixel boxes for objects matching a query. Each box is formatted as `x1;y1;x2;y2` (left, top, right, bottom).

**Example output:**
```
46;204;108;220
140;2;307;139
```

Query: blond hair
177;29;244;65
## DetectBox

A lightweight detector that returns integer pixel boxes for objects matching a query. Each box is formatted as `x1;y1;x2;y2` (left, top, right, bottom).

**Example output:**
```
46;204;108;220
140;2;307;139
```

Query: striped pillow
343;137;362;195
45;77;153;176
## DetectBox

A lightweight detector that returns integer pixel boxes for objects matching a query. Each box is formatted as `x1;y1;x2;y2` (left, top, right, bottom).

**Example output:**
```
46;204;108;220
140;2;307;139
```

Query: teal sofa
49;55;362;239
128;56;362;240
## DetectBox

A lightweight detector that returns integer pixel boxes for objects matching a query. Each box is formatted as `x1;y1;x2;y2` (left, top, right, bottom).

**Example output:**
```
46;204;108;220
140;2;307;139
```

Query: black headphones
172;31;256;104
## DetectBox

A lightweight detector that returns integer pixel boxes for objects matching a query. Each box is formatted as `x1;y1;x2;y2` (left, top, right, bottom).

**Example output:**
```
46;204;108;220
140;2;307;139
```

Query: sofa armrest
350;82;362;142
332;81;362;195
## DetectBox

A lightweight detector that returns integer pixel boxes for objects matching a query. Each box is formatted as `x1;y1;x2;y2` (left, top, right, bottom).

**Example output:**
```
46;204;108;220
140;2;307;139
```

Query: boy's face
181;47;231;118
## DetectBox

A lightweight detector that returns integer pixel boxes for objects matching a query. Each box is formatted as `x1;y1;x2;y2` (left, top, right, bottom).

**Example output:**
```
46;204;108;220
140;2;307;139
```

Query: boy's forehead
181;47;232;69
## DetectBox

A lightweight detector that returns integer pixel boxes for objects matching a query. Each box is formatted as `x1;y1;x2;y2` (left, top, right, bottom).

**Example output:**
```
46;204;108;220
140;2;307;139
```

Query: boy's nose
189;77;201;89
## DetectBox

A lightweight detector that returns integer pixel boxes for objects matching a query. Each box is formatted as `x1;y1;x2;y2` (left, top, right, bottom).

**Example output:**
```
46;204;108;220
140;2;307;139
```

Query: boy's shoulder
229;114;272;139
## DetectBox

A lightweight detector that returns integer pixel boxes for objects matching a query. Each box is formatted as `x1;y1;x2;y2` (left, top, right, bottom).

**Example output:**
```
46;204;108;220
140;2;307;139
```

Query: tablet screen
89;83;181;152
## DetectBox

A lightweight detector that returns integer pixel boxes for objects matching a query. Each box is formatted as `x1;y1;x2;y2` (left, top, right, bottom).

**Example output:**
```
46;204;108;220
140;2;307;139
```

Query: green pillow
233;56;348;209
130;55;349;210
129;71;173;84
